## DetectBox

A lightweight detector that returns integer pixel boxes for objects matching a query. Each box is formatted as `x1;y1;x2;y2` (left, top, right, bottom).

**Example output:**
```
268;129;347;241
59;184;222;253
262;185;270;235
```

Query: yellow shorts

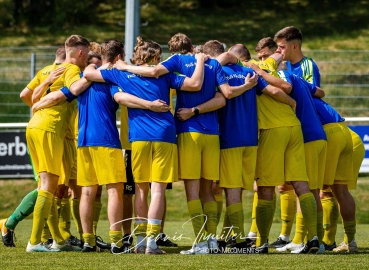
304;140;327;190
77;146;126;186
132;141;178;184
178;132;220;181
255;126;308;187
26;128;63;177
59;138;77;186
323;122;353;186
348;129;365;190
219;146;257;190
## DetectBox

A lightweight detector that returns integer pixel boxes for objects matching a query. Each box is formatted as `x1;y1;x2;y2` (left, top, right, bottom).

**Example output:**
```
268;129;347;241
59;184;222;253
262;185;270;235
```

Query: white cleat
276;241;304;252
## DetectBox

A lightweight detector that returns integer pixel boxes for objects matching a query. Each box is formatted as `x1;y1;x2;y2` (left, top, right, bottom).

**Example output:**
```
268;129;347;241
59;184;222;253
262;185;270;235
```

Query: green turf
1;179;369;268
0;220;368;270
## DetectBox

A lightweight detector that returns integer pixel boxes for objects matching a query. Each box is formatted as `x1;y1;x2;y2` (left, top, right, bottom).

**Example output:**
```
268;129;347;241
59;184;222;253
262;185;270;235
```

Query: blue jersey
161;54;228;135
219;64;267;149
61;79;122;149
287;57;344;125
278;70;326;143
101;68;185;144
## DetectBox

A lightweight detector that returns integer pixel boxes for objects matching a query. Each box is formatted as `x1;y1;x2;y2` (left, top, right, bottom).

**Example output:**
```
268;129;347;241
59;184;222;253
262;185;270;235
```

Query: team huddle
0;26;364;255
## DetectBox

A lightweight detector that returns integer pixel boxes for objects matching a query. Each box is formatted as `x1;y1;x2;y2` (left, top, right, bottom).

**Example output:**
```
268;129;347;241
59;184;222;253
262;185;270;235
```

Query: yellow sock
317;211;323;245
280;190;295;237
57;198;71;240
41;224;51;243
146;223;161;238
70;198;83;239
187;200;205;243
322;197;339;245
214;192;223;224
47;198;65;244
109;230;123;247
292;212;306;244
93;201;102;235
249;192;258;234
227;203;244;243
134;221;147;248
83;232;96;247
299;192;317;240
343;220;356;243
30;190;53;245
255;199;274;246
220;212;232;241
203;201;218;236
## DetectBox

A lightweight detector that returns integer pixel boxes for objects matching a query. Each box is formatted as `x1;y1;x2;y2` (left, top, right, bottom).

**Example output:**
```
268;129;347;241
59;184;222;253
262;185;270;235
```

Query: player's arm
216;52;238;66
176;92;226;121
180;53;207;91
114;59;169;77
218;74;258;99
244;62;292;93
268;53;283;65
114;92;170;112
80;63;111;84
19;87;33;107
314;86;325;98
32;91;67;114
261;85;296;112
32;66;65;103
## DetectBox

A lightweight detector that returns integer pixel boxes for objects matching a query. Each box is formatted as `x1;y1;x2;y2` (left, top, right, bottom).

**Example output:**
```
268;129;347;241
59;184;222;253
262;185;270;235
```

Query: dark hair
101;39;124;62
87;51;102;64
274;26;303;43
255;37;277;53
167;33;193;54
130;36;161;65
228;44;251;61
203;40;225;57
65;35;90;49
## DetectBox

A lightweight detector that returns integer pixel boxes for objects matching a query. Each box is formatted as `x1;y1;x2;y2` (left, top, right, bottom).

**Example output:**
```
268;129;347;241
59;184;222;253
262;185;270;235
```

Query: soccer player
82;36;208;254
275;26;359;253
0;45;66;248
202;40;263;252
25;35;90;252
112;33;225;255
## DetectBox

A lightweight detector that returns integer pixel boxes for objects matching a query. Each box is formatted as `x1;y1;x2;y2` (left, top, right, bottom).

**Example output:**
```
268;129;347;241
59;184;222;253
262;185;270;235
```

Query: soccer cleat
50;240;80;251
134;245;146;254
294;236;319;254
110;243;132;254
122;233;134;246
26;242;60;252
316;243;325;254
180;241;209;255
66;235;82;247
323;241;337;251
156;233;177;247
45;237;53;246
245;237;256;247
96;235;111;250
1;219;16;247
225;240;259;254
255;243;268;254
332;240;358;253
269;237;291;248
207;237;219;253
145;246;166;255
276;242;304;252
81;242;102;252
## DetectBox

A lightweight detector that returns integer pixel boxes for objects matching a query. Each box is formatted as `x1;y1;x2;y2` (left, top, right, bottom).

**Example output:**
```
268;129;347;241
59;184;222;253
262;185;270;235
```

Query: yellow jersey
27;63;81;138
245;58;300;129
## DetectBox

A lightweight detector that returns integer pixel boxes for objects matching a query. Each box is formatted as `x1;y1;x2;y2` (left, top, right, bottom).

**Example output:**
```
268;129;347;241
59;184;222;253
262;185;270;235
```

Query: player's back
161;54;227;134
219;64;263;148
77;81;121;148
27;63;80;137
278;70;326;143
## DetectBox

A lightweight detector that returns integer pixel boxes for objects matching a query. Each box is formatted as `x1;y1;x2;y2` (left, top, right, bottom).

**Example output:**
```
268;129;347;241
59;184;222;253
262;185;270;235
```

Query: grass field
0;221;369;269
1;180;369;268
